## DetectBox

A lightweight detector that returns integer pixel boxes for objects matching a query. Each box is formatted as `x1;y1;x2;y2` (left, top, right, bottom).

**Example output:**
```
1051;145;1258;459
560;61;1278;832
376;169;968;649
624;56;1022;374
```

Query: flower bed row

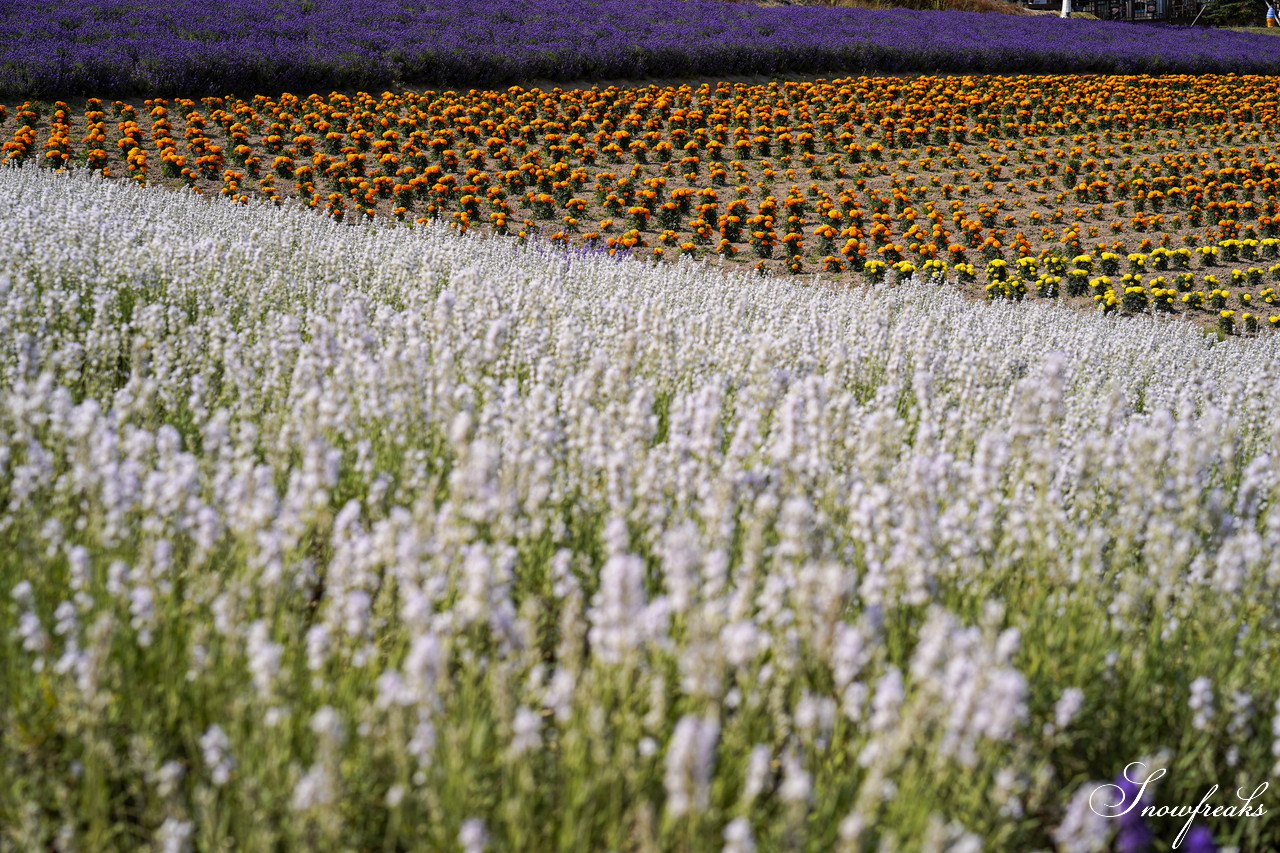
10;74;1280;328
5;0;1280;98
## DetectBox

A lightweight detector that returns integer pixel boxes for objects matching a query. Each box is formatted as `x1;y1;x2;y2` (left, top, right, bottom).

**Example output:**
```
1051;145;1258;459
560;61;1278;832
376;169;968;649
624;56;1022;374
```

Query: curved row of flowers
7;74;1280;328
6;0;1280;98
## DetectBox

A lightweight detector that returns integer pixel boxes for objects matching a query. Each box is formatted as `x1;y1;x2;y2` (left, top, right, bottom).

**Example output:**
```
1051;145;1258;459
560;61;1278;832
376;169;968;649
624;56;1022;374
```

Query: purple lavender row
3;0;1280;98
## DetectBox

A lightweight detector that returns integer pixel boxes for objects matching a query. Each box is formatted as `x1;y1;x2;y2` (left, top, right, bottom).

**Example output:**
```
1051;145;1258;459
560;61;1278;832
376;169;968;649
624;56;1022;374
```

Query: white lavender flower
198;725;234;787
245;620;283;698
291;764;336;811
778;749;812;805
153;761;185;799
1051;782;1111;853
153;817;194;853
1053;687;1086;733
722;817;756;853
664;714;720;818
741;744;773;805
508;706;542;759
1189;676;1215;732
458;818;489;853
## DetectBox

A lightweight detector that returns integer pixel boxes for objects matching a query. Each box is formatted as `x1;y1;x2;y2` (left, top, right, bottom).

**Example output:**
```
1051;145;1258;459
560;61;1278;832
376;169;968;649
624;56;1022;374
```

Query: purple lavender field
4;0;1280;97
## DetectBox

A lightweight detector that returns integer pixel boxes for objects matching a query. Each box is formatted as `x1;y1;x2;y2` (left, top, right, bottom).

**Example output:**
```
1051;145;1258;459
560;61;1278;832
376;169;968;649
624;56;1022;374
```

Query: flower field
4;0;1280;99
2;163;1279;850
10;74;1280;330
6;0;1280;845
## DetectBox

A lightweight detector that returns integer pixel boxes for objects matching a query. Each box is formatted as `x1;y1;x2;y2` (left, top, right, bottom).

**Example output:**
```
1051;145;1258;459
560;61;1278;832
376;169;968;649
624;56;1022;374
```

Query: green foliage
1205;0;1268;25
